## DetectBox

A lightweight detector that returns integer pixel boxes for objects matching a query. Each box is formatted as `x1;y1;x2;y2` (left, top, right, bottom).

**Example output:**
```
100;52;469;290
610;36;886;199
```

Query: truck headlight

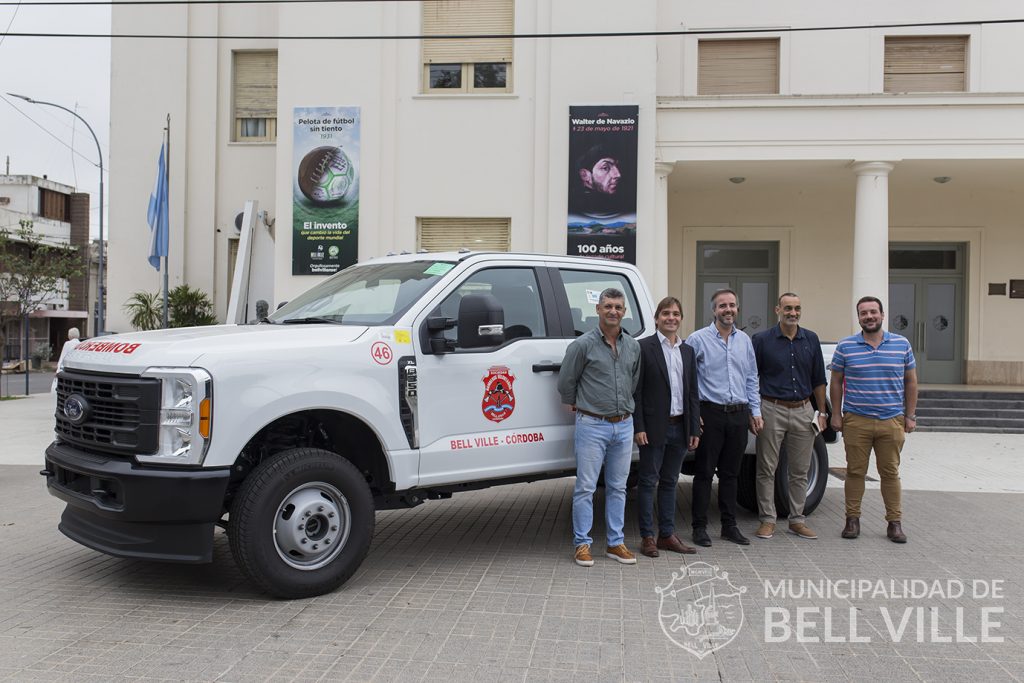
138;367;212;466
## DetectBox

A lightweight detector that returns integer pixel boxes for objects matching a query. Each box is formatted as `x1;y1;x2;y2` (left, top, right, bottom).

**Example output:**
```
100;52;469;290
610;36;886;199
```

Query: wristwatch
906;414;917;420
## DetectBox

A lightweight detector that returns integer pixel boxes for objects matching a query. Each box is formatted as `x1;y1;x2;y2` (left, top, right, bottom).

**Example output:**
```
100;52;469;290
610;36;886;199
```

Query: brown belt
667;414;685;424
762;396;810;409
577;408;631;423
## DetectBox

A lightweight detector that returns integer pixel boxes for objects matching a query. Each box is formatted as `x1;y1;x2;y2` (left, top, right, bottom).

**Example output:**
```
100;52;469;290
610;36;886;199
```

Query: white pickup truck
44;252;834;598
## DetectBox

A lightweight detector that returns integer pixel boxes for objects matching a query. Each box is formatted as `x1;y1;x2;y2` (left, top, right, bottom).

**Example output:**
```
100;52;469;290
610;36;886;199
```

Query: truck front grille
55;371;161;456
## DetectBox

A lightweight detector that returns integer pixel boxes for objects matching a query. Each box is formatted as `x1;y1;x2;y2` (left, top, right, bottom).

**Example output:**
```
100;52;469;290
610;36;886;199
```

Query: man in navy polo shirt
751;293;827;541
830;296;918;543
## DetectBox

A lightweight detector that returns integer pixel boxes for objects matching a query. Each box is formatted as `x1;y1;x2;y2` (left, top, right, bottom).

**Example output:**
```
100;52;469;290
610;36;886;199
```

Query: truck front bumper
43;441;231;563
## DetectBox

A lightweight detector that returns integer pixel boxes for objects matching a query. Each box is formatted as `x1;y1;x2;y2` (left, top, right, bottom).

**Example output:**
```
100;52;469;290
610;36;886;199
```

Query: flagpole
162;114;170;329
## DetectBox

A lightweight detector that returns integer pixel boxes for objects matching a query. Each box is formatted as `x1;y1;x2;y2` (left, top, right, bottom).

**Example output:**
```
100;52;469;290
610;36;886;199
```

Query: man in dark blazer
633;296;701;557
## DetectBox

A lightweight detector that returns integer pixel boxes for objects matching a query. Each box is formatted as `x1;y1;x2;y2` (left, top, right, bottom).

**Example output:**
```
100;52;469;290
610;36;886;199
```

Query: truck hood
63;324;371;375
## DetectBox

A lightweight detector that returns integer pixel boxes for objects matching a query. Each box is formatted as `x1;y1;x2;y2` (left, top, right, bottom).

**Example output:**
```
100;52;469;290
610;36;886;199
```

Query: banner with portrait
292;106;361;275
567;105;639;263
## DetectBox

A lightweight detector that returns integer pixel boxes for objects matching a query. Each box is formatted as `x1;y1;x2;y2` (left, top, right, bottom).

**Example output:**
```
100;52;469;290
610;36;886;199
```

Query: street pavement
0;369;54;397
1;395;1022;681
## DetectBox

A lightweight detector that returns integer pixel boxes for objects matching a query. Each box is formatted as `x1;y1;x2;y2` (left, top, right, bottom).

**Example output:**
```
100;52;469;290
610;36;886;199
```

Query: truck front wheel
229;448;374;599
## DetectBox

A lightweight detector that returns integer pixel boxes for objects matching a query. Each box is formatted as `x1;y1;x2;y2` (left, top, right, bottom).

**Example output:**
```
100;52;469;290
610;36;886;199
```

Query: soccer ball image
297;146;355;205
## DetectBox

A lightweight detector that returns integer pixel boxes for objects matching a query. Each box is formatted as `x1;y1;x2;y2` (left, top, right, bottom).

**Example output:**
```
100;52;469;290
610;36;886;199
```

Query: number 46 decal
371;341;394;365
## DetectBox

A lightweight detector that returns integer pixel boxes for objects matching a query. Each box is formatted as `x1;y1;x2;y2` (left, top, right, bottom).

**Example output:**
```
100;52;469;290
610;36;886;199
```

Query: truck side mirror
426;316;456;354
458;294;504;349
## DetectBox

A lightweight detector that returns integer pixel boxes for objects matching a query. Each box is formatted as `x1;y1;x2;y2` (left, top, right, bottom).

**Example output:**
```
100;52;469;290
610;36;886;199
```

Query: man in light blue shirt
685;289;762;547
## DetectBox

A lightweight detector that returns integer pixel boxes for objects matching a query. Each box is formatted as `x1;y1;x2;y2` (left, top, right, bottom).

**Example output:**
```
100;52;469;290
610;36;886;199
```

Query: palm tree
122;291;163;331
168;285;218;328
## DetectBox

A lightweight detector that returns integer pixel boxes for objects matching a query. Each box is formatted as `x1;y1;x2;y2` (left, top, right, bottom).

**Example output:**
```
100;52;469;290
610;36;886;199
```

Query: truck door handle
532;362;561;373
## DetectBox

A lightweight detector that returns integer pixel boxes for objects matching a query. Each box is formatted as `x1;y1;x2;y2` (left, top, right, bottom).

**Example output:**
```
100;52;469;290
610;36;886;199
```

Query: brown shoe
640;536;659;558
755;522;775;539
887;521;907;544
574;544;594;566
841;517;860;539
788;523;818;539
657;533;697;554
606;544;637;564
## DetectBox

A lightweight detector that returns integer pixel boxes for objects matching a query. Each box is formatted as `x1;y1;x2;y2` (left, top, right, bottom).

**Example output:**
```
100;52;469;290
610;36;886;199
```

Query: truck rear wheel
737;435;829;517
229;447;374;599
775;435;829;517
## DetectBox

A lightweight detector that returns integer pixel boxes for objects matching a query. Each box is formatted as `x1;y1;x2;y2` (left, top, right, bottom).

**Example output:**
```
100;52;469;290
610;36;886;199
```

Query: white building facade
107;0;1024;384
0;174;91;361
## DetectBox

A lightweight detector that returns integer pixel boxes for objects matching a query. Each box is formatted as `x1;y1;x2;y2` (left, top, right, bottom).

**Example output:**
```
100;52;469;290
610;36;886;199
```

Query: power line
2;17;1023;40
0;0;22;49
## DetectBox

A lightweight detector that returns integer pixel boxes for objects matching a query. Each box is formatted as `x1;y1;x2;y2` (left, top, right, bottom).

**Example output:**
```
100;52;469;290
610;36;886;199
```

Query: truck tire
737;435;829;517
229;447;374;599
775;435;829;517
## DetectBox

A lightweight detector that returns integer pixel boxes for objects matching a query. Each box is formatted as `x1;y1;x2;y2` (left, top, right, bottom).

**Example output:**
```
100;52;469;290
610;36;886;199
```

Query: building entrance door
888;244;965;384
695;241;777;335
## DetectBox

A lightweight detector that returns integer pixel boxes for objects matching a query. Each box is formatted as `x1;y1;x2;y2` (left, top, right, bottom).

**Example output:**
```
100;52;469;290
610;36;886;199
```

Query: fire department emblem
654;562;747;659
481;365;516;423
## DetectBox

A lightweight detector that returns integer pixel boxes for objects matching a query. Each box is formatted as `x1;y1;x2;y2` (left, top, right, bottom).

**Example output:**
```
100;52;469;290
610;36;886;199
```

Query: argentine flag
147;142;169;271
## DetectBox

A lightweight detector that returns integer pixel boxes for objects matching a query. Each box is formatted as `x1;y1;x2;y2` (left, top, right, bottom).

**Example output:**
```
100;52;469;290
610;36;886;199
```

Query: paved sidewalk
2;396;1023;681
1;393;55;466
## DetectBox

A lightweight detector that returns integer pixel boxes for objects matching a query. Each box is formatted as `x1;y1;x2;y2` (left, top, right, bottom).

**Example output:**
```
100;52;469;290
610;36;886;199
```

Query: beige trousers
842;412;905;522
755;399;816;524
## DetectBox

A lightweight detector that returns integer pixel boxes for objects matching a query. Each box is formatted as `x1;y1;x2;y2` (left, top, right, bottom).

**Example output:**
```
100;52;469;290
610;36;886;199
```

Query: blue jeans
572;413;633;547
636;422;686;538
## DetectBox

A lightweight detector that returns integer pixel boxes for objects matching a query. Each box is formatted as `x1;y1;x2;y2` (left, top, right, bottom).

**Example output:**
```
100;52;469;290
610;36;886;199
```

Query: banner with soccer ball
292;106;361;275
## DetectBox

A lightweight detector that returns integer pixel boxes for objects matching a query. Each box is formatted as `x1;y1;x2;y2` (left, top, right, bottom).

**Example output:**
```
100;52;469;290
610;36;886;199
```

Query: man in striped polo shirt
829;296;918;543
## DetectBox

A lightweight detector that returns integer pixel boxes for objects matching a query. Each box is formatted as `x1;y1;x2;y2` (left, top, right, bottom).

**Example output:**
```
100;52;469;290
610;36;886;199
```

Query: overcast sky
0;0;111;239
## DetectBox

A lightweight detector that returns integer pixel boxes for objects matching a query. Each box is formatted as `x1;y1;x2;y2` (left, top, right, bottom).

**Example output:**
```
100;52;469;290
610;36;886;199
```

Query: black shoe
887;521;907;544
841;517;860;539
721;526;750;545
692;527;712;547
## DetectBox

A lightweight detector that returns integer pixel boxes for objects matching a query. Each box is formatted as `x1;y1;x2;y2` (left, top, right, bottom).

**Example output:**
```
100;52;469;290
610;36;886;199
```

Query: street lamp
8;93;105;336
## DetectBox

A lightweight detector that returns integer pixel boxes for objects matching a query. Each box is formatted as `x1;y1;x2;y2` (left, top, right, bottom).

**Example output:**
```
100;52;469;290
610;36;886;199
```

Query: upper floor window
418;217;511;252
39;188;72;222
422;0;513;94
698;38;779;96
884;36;967;93
233;51;278;142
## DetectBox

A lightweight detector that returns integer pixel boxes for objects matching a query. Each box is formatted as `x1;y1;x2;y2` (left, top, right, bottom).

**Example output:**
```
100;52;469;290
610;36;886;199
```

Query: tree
123;285;218;330
0;220;84;359
122;291;163;331
168;285;217;328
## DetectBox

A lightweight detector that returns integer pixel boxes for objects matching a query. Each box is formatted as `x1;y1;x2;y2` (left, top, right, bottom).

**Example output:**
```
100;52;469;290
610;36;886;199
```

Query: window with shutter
233;51;278;142
698;39;780;96
417;217;511;252
884;36;967;93
39;188;72;222
421;0;513;93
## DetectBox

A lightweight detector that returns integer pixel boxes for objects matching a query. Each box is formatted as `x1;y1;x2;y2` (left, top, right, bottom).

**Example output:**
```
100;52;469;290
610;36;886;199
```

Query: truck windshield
269;260;455;325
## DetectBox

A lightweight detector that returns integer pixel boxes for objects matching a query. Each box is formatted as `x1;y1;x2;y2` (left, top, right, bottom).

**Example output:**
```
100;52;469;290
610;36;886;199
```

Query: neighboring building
0;174;91;362
107;0;1024;384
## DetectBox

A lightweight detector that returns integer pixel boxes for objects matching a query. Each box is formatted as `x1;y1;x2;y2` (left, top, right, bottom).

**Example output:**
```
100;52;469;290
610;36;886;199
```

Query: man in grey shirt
558;288;641;567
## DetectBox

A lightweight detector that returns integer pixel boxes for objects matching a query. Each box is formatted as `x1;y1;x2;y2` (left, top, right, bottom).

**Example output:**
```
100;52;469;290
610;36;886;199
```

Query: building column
653;161;675;298
850;161;896;317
